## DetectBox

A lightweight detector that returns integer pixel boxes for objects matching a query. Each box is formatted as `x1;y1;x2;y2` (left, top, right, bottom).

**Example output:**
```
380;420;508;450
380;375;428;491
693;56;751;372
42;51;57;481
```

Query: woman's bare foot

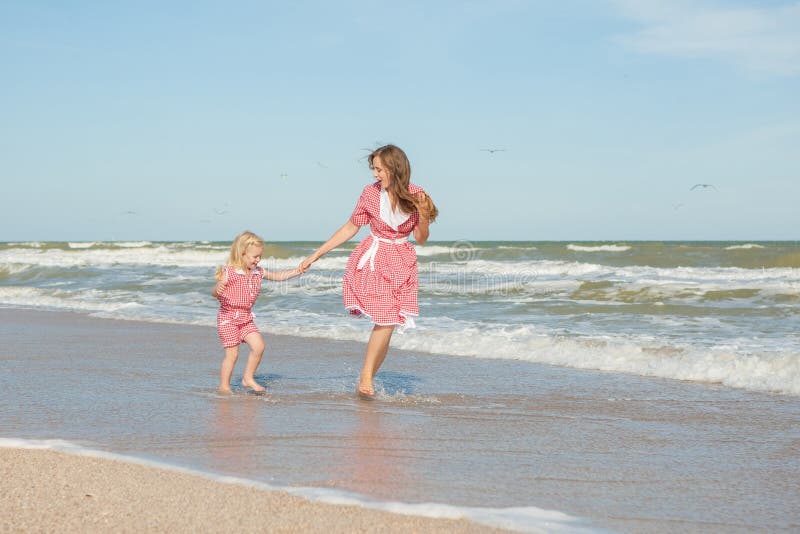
242;378;265;393
218;386;233;395
356;380;375;399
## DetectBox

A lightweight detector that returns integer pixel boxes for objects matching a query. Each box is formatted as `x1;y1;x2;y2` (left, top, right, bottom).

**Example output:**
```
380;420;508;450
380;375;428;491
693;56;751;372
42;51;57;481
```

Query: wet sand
1;308;799;533
0;447;505;533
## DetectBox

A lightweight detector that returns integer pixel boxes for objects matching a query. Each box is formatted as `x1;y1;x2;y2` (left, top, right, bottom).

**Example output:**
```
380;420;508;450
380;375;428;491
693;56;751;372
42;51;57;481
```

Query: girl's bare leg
358;325;394;396
220;346;239;393
241;332;266;392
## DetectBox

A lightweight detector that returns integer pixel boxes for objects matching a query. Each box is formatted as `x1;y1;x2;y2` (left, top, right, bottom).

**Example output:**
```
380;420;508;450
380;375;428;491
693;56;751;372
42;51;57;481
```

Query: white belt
357;233;409;271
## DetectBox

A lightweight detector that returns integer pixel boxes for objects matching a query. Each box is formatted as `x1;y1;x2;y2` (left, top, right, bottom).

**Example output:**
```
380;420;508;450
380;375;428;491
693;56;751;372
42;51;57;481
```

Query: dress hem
345;305;419;329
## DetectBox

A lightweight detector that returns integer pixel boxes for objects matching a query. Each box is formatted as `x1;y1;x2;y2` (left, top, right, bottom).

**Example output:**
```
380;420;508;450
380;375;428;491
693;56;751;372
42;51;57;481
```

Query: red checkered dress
343;181;425;327
216;266;264;348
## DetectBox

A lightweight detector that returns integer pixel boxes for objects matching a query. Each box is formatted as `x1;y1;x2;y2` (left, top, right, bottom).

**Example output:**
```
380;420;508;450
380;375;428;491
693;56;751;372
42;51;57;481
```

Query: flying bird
672;203;684;210
480;148;507;154
690;183;718;191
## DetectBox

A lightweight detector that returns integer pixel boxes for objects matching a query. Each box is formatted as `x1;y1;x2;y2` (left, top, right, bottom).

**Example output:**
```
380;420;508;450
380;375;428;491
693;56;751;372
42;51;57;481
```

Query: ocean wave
5;241;46;248
725;244;766;250
0;247;330;270
0;438;593;533
567;244;631;252
3;252;797;303
269;320;800;397
414;245;470;257
114;241;154;248
0;287;146;313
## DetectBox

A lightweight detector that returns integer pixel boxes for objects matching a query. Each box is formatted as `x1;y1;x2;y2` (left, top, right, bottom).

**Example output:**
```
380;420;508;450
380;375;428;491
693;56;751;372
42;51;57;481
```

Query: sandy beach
0;447;504;533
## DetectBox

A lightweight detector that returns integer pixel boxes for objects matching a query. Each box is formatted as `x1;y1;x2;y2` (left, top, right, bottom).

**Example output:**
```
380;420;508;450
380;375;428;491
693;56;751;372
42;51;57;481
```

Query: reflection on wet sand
335;402;411;499
207;394;263;473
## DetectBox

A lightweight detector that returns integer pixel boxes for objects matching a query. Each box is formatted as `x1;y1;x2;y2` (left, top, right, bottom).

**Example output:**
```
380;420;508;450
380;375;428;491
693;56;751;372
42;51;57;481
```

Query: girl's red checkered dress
216;266;264;347
343;181;425;327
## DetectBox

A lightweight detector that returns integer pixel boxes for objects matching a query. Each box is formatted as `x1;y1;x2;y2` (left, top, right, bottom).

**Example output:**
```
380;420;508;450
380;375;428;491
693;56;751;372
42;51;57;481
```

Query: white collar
379;189;410;231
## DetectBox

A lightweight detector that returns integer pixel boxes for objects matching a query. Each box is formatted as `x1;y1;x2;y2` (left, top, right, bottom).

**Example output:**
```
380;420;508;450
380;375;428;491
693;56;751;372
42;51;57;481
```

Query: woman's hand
415;192;433;221
299;256;315;273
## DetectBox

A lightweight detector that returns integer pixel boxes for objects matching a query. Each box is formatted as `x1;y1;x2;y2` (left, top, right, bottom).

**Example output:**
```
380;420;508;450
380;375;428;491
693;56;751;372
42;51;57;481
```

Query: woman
300;144;438;398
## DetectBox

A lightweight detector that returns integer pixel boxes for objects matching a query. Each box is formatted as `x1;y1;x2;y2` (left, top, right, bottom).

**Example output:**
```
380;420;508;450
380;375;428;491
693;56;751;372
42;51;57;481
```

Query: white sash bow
356;232;409;271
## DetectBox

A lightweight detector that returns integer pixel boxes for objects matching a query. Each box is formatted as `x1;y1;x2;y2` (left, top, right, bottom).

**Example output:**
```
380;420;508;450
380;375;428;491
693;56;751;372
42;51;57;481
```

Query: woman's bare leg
358;325;394;396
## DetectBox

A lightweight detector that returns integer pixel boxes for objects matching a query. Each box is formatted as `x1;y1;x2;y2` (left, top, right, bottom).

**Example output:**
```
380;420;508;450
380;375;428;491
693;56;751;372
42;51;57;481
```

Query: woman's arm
263;268;302;282
414;220;430;244
300;221;360;271
413;193;432;244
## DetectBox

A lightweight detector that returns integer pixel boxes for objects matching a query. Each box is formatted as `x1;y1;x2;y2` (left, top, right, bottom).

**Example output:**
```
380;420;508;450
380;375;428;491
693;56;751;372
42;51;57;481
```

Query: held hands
298;255;315;273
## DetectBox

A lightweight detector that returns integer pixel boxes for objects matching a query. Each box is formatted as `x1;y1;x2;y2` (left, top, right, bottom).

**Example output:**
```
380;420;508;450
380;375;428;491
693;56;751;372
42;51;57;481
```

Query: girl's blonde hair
215;230;265;280
369;145;438;222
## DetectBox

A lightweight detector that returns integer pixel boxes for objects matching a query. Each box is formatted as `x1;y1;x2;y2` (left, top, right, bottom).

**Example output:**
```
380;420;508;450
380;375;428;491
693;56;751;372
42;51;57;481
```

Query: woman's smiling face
371;155;391;190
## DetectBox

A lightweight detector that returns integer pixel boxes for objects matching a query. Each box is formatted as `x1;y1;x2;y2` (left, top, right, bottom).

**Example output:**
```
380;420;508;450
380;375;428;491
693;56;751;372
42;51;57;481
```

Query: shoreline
0;445;512;533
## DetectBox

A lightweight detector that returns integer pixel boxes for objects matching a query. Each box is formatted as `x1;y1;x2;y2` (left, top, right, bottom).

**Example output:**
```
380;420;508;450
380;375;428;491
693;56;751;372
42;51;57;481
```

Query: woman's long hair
215;230;264;280
369;145;438;222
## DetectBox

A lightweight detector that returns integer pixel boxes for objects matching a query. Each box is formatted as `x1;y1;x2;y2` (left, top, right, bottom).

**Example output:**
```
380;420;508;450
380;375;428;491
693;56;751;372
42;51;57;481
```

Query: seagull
280;173;288;181
316;161;328;169
214;208;229;216
690;183;718;191
672;203;684;210
480;148;507;154
122;210;137;215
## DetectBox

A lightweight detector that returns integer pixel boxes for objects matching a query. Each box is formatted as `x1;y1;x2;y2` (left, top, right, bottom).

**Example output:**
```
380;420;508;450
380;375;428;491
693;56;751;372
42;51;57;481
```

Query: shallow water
1;240;799;396
2;309;798;532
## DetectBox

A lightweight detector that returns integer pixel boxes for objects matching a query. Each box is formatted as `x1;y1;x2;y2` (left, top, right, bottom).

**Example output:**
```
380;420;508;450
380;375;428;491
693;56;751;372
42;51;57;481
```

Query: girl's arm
300;221;360;271
263;268;302;282
211;269;228;297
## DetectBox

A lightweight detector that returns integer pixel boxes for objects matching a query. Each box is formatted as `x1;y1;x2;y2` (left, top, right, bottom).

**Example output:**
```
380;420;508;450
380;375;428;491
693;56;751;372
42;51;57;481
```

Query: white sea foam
0;247;228;268
0;247;350;271
567;244;631;252
67;242;97;249
414;245;470;257
6;241;45;248
0;287;145;313
725;243;766;250
0;438;595;533
114;241;153;248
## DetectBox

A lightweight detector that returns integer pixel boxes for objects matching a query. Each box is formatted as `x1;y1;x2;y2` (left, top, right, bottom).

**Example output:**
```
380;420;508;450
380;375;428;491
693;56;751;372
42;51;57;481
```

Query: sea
1;240;798;396
1;240;799;532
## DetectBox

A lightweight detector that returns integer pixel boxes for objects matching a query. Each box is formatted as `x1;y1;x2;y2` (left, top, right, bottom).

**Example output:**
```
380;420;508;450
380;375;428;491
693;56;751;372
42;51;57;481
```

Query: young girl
299;145;438;398
213;230;301;393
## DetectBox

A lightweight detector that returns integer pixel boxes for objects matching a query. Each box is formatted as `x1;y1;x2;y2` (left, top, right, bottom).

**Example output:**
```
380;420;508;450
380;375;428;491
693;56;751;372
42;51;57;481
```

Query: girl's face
242;245;263;271
372;156;392;189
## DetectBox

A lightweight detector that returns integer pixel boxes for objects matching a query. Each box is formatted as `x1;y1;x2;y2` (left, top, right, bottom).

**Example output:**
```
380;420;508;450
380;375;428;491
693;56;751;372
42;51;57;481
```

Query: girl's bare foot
218;387;233;395
242;378;265;393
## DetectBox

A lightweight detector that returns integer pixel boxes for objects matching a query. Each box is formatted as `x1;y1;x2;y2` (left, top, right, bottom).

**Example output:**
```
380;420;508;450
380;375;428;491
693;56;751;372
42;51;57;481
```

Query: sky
1;0;799;242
